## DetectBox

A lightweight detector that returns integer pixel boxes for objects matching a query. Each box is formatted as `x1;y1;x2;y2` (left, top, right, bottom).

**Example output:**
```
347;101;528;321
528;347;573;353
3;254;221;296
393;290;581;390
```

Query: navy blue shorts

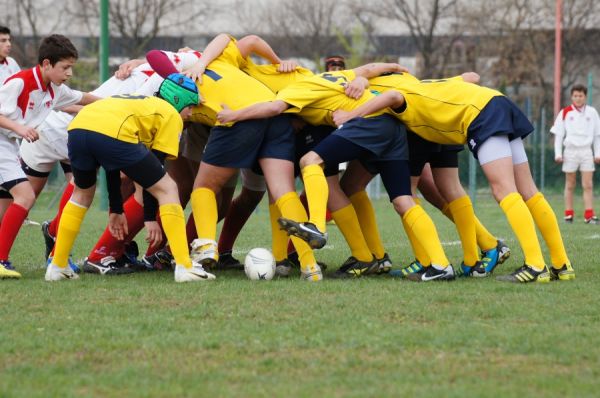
295;124;338;177
332;114;408;162
68;129;149;172
203;115;295;169
408;133;462;176
467;96;533;157
312;135;412;201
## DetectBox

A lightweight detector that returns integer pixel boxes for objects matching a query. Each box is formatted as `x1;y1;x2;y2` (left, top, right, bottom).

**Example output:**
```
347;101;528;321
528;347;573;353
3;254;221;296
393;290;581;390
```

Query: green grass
2;192;600;397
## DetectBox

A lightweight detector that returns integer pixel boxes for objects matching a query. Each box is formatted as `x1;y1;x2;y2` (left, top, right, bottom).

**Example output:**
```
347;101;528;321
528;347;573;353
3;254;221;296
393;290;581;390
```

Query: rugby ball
244;248;275;280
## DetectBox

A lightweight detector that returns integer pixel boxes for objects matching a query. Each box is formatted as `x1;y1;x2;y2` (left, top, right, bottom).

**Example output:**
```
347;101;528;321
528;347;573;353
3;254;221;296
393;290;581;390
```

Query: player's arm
114;58;146;79
353;63;409;79
550;112;565;163
0;115;39;142
217;100;290;124
592;108;600;163
184;33;233;82
78;92;100;105
236;35;297;73
106;169;128;241
332;90;405;127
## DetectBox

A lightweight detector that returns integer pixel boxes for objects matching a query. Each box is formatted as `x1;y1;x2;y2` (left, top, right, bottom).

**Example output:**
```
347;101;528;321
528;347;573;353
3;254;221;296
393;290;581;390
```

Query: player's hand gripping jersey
369;73;504;145
277;70;388;126
67;95;182;158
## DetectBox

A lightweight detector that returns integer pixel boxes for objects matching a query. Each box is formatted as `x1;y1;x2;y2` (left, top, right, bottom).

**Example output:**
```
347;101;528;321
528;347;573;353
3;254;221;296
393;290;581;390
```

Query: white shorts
20;129;69;173
0;134;26;190
562;146;594;173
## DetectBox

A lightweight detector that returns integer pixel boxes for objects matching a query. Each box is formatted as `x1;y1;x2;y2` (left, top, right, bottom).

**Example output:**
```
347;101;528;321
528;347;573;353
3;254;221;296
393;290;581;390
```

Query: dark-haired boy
0;34;97;279
0;26;20;83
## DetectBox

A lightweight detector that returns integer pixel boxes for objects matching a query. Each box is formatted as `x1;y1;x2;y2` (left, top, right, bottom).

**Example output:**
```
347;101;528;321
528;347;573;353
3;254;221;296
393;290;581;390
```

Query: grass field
1;191;599;397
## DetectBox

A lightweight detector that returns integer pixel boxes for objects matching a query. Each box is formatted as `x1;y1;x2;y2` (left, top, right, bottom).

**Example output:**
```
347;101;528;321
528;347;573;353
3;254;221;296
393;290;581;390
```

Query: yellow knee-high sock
269;203;288;262
331;204;373;262
526;192;570;268
441;203;454;221
444;201;498;252
474;216;499;252
349;190;385;259
499;192;545;270
53;201;88;268
402;205;449;266
401;216;431;265
191;187;217;241
448;196;479;266
275;192;316;270
160;204;192;268
301;164;328;232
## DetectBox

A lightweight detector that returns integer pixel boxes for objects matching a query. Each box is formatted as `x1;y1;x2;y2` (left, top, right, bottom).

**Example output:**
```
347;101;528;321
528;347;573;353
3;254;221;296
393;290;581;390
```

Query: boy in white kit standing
0;34;97;279
551;84;600;224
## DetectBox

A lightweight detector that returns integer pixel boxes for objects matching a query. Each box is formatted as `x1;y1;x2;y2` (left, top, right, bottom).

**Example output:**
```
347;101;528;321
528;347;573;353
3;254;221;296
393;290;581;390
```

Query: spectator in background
551;84;600;224
0;26;20;83
324;55;346;72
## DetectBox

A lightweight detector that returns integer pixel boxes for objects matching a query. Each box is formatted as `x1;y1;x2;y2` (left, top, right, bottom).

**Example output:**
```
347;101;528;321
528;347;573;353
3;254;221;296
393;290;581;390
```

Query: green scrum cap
158;73;199;112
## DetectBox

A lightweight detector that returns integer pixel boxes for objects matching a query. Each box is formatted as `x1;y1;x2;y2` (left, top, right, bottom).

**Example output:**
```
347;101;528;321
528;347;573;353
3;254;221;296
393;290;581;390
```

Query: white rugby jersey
0;56;20;84
551;104;600;158
136;50;202;96
0;65;82;139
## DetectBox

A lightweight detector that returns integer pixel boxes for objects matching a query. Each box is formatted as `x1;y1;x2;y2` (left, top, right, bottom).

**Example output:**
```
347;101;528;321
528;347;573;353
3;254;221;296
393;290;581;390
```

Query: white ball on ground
244;248;275;280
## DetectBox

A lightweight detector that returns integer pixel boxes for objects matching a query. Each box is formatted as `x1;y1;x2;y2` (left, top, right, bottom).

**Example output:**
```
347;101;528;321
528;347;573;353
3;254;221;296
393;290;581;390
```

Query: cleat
142;248;175;271
407;264;455;282
190;239;219;269
275;258;294;277
468;260;493;278
215;251;244;271
480;239;510;272
300;263;323;281
82;256;135;275
331;256;378;279
45;262;79;281
174;262;216;282
277;218;327;249
550;263;575;281
496;264;551;283
564;214;574;223
376;253;393;274
585;216;599;224
459;261;474;277
41;220;55;260
47;256;81;274
0;260;21;279
389;260;424;278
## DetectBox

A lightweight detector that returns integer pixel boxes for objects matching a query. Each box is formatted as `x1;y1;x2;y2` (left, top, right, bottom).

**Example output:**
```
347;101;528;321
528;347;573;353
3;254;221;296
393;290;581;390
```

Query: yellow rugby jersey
190;54;275;127
276;70;388;126
369;73;504;145
242;60;314;94
68;95;182;158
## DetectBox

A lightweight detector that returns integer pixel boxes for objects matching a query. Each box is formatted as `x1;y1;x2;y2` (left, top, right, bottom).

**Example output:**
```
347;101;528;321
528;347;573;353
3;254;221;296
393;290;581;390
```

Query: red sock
0;203;29;261
186;213;197;245
585;209;595;220
218;196;256;253
48;182;74;237
565;209;574;218
88;196;145;261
